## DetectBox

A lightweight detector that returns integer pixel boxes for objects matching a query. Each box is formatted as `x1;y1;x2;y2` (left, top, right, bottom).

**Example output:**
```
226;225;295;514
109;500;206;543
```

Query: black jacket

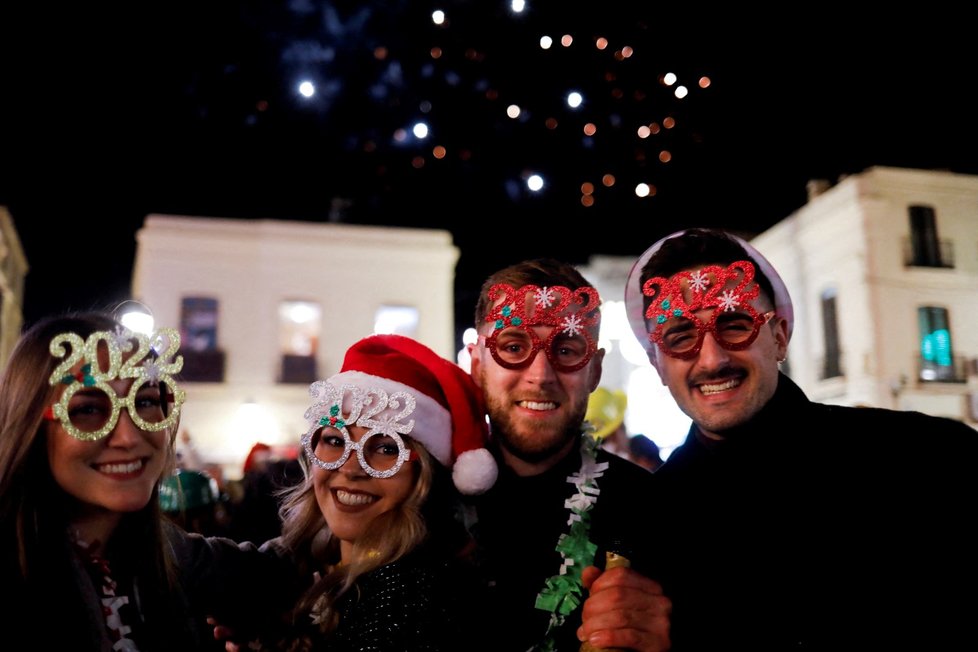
178;530;487;652
468;443;655;651
648;373;978;651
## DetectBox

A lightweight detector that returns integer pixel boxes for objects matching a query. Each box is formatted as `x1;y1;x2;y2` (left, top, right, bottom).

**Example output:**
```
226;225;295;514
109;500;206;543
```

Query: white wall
133;214;460;477
753;166;978;425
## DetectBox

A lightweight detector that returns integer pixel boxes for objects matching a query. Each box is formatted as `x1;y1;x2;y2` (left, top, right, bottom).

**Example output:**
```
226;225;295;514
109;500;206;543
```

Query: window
374;305;419;336
820;288;842;379
279;300;321;383
180;297;219;351
178;297;224;382
917;306;955;382
908;205;942;267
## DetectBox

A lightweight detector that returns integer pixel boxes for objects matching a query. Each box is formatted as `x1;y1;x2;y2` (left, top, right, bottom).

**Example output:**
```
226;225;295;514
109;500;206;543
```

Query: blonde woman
227;334;496;652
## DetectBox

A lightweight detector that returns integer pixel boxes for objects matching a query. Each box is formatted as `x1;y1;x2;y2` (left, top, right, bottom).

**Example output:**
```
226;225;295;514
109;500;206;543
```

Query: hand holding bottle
580;551;632;651
577;551;672;652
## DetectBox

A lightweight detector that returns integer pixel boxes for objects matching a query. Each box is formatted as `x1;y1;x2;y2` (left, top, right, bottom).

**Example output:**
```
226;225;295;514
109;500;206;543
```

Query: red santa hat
318;334;497;495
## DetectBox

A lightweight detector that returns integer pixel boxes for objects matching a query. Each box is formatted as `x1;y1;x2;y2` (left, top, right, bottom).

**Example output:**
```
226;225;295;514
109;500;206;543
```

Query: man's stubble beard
484;392;589;465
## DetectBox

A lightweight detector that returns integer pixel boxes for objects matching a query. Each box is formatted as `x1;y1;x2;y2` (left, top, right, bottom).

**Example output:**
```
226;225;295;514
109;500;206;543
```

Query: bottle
579;549;632;652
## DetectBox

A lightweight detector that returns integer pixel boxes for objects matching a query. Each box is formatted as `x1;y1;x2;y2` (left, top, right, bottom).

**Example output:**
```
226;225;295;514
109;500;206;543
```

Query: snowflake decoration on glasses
561;314;584;337
717;290;741;312
643;261;760;322
142;360;163;383
535;286;557;309
688;270;711;294
109;326;135;352
485;283;600;334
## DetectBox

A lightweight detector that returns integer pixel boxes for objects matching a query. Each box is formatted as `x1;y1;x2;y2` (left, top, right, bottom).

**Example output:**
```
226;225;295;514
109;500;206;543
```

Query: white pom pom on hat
331;334;497;495
452;448;497;496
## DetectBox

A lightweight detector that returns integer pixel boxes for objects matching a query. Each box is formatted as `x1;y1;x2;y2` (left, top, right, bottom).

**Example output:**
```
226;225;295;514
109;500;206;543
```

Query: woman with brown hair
0;311;205;650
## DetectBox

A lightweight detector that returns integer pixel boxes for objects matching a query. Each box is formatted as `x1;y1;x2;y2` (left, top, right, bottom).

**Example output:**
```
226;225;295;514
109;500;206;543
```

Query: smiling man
466;258;671;652
625;227;978;650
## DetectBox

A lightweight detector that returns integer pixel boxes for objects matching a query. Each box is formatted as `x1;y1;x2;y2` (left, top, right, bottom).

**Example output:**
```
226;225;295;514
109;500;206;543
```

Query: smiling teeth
97;460;144;474
699;379;740;395
336;490;376;506
520;401;557;410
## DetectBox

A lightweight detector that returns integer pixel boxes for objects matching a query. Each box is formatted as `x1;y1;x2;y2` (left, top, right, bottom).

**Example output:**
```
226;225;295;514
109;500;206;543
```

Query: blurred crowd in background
161;387;660;538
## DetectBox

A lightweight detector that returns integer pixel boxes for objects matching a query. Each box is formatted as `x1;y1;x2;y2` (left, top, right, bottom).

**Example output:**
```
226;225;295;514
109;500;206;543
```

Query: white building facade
132;215;460;476
752;166;978;424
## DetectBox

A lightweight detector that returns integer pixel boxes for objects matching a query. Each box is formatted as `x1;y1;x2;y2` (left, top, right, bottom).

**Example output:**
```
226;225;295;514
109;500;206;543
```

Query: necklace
531;428;607;652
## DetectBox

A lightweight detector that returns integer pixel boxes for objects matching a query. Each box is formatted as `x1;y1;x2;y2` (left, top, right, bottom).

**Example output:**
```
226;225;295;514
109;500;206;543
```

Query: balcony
280;354;317;384
915;353;969;384
178;349;226;383
902;238;955;269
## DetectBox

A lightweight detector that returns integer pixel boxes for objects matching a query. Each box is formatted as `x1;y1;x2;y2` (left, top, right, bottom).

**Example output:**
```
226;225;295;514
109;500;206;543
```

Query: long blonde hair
276;436;437;635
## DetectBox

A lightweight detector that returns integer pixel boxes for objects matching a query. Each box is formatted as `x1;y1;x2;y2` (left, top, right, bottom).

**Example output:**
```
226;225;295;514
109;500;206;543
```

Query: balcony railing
914;353;969;384
178;349;226;383
902;238;955;268
280;354;317;384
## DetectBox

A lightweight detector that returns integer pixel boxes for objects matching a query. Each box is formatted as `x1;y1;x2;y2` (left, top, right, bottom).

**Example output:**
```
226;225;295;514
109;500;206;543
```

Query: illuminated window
181;297;218;351
279;300;321;383
374;305;419;336
918;306;954;382
178;297;224;382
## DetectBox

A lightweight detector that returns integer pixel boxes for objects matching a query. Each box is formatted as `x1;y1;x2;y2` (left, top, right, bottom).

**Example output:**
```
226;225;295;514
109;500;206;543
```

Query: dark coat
179;455;487;651
468;444;656;651
0;522;222;652
648;373;978;651
178;531;487;652
290;550;488;652
176;528;302;648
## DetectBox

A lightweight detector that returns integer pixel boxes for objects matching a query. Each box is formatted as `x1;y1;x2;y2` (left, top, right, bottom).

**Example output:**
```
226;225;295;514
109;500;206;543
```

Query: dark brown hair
474;258;598;332
640;228;777;309
0;312;185;649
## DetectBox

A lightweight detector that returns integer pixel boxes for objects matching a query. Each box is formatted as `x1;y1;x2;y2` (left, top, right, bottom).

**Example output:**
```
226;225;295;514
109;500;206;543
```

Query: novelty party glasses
47;382;177;436
306;423;414;477
482;283;600;373
654;309;776;359
642;260;776;360
46;328;185;441
302;383;420;479
482;328;595;372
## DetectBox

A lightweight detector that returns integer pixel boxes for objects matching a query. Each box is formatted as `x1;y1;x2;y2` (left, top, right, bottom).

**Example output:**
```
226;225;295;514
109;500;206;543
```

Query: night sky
2;3;976;335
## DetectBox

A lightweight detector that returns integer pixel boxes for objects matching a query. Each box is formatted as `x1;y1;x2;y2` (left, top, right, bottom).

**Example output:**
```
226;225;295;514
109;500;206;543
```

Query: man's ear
467;341;485;388
587;347;605;392
773;316;789;362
